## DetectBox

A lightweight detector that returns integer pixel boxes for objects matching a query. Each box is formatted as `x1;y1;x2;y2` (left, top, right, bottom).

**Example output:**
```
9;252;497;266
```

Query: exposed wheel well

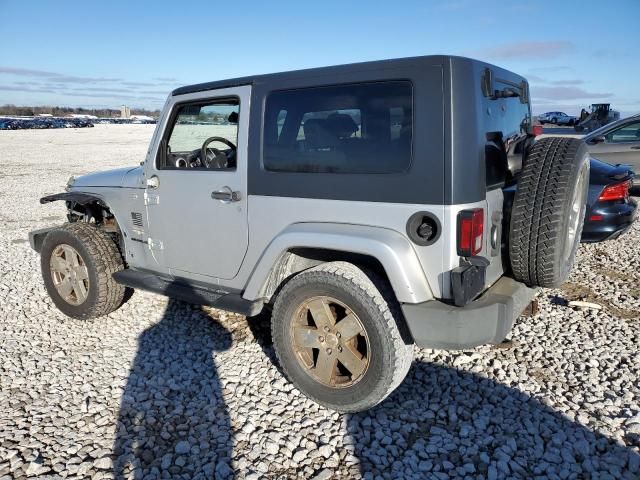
64;199;126;265
261;250;414;346
261;247;392;304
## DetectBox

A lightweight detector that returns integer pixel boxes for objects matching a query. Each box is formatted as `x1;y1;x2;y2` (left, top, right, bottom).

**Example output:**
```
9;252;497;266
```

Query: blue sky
0;0;638;115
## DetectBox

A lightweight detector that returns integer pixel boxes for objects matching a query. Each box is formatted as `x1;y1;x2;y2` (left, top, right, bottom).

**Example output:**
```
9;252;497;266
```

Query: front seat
325;113;359;139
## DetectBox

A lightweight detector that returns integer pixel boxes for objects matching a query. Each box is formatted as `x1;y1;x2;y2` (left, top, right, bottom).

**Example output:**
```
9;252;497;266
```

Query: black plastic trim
40;192;106;206
112;269;264;316
29;227;55;253
406;211;441;246
451;257;489;307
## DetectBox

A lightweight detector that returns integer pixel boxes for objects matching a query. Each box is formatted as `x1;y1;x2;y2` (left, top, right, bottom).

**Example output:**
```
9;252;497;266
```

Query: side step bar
112;269;264;317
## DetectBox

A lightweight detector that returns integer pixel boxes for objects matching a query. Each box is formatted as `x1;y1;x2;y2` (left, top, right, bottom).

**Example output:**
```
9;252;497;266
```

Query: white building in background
120;105;131;119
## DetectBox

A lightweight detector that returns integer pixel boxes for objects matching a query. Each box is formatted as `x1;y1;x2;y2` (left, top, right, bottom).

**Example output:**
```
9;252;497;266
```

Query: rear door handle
211;186;241;203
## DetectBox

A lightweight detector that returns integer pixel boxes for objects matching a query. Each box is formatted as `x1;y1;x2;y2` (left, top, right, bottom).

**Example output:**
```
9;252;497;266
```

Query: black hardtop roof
172;55;520;96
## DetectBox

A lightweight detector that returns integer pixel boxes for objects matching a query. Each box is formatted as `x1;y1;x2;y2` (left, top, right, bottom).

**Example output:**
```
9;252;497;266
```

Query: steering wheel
201;137;237;169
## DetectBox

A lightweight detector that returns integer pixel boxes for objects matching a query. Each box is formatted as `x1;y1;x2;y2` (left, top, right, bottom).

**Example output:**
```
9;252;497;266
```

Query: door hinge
147;238;164;250
144;192;160;206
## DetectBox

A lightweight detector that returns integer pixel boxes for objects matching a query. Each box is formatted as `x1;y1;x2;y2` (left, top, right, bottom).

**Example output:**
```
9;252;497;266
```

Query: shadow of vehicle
347;360;639;479
248;313;639;479
112;287;233;479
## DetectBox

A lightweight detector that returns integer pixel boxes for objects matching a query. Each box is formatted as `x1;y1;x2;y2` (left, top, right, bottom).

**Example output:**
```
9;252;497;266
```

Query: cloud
0;85;56;94
526;74;546;83
139;90;170;95
0;67;59;77
549;79;584;85
529;65;572;73
0;83;164;102
532;85;613;100
53;75;121;84
75;87;132;93
0;66;121;84
525;71;585;87
472;41;574;60
122;81;157;87
0;66;171;108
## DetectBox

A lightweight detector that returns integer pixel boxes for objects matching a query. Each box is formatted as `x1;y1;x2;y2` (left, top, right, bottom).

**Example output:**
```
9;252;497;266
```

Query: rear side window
263;81;412;174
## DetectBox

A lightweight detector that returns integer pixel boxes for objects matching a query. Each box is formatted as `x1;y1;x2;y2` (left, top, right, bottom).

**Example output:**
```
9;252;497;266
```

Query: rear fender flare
243;223;434;304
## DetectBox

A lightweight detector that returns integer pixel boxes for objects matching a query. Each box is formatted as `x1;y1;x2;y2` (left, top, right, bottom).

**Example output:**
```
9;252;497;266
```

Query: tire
41;222;127;319
509;137;590;288
271;261;414;412
551;117;558;124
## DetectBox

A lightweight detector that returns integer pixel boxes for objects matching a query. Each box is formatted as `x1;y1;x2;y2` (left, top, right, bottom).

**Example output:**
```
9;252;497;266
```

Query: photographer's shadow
112;287;233;479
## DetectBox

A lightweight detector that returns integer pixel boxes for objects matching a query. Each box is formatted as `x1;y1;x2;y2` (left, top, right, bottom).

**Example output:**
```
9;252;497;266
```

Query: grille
131;212;144;228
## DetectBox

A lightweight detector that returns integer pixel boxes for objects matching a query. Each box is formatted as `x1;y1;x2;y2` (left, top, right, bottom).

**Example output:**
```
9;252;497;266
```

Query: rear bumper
401;277;536;350
581;199;637;243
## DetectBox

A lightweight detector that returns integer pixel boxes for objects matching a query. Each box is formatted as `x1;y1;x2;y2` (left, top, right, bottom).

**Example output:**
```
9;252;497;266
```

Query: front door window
160;100;240;170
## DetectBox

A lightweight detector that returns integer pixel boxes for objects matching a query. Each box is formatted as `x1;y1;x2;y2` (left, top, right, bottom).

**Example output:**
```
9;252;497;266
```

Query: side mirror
589;135;606;144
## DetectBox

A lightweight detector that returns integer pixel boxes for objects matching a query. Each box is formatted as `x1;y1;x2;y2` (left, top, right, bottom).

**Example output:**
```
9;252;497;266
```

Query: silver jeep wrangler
30;56;590;412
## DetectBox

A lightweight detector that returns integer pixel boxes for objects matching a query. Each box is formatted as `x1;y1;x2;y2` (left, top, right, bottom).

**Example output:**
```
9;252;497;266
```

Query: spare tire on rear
509;137;590;288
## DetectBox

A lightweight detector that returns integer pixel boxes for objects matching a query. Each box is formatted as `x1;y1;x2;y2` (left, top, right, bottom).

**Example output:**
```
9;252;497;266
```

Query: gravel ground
0;125;639;479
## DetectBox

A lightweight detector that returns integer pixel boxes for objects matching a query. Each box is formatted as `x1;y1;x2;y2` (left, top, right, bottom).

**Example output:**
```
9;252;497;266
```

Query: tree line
0;105;162;118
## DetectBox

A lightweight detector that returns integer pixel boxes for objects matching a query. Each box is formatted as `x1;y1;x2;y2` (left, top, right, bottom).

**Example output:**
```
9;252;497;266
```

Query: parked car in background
584;114;640;187
538;111;575;125
581;158;637;243
504;157;636;244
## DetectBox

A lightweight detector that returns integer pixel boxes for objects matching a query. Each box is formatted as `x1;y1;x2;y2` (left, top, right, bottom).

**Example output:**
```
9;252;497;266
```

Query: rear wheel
271;262;413;412
41;222;127;319
509;137;590;288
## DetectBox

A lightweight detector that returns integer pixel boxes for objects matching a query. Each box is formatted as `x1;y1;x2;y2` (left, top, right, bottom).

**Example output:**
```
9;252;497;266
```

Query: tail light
532;124;543;136
457;209;484;257
598;181;630;202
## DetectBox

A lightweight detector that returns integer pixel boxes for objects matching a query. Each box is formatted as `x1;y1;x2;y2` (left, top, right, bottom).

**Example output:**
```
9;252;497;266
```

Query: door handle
211;186;241;203
631;146;640;150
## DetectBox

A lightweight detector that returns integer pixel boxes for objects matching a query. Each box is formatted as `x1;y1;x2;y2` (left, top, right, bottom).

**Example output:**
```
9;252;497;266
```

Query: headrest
326;113;358;138
228;111;239;124
303;118;338;148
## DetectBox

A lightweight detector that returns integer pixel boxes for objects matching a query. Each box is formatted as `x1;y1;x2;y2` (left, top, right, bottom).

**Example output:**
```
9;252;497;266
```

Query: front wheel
40;222;127;319
271;262;414;412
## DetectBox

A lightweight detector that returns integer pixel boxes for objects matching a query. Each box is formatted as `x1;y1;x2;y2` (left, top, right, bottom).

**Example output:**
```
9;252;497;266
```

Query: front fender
243;223;434;304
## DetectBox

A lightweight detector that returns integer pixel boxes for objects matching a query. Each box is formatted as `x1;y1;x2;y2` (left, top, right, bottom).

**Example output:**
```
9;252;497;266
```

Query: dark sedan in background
581;158;637;243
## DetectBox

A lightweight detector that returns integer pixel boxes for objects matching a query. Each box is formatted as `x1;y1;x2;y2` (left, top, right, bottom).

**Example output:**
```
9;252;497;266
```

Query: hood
71;166;144;189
